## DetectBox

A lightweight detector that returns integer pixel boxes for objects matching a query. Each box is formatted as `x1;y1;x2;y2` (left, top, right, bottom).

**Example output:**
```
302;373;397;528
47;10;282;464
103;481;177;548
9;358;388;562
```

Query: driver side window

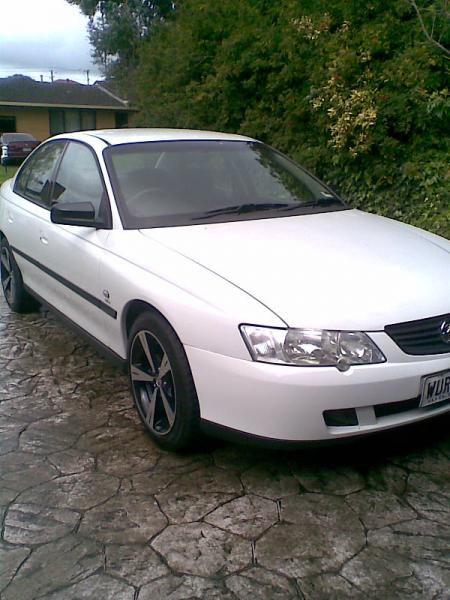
52;141;107;220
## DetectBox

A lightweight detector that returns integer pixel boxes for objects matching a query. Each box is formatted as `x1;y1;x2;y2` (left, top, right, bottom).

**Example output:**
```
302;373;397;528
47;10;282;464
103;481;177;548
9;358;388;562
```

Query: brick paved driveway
0;296;449;599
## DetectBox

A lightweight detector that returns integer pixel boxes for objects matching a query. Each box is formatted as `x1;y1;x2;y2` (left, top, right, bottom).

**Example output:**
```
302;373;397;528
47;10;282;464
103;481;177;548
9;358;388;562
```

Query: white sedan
1;128;449;450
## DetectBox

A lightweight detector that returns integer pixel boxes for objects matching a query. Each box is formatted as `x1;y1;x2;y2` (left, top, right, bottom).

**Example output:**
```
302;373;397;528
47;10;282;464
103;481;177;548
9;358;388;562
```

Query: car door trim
11;245;117;319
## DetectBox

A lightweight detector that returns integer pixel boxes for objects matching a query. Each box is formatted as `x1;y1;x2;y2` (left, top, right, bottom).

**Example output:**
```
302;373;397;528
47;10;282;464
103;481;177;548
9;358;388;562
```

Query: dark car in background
1;133;39;166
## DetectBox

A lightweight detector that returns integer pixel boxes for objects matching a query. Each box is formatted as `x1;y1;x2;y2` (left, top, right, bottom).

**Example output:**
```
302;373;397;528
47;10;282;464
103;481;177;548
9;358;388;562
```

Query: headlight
240;325;385;370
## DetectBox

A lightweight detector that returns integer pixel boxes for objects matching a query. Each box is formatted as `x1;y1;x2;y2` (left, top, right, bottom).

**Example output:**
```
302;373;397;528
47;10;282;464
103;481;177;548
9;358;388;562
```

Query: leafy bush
134;0;449;237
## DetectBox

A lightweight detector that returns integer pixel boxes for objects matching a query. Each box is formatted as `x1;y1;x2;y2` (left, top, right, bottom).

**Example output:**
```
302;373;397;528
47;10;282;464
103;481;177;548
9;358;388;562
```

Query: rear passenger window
51;142;106;219
14;142;65;208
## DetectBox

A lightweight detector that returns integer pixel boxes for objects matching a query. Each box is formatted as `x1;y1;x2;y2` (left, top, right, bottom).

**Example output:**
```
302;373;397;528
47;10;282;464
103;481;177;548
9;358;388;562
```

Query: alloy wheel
130;330;176;435
0;245;15;303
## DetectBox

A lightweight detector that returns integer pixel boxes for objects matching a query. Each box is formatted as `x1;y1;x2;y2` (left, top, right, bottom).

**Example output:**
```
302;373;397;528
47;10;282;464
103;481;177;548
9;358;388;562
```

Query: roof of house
0;75;133;111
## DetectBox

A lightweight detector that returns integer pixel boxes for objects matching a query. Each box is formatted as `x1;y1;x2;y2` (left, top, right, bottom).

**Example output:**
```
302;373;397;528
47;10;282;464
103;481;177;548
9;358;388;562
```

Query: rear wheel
0;237;39;313
128;311;200;451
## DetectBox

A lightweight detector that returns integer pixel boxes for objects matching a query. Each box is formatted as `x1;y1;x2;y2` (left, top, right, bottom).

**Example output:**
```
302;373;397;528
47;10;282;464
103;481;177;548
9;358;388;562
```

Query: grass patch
0;166;18;187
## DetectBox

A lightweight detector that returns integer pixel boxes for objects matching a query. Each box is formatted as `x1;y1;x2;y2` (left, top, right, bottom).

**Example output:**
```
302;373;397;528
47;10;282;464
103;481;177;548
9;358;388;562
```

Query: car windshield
105;140;347;229
2;133;36;142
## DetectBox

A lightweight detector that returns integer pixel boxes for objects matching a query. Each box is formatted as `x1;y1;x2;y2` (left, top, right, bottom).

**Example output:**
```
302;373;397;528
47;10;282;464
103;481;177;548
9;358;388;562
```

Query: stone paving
0;294;449;600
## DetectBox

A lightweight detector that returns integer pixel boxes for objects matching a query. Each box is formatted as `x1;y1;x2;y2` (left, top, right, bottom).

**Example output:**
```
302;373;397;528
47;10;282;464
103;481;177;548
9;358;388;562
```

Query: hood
140;210;450;330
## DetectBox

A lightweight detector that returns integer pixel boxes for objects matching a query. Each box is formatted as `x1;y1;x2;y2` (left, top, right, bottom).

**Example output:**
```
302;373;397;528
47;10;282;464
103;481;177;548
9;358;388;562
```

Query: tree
67;0;174;74
404;0;450;58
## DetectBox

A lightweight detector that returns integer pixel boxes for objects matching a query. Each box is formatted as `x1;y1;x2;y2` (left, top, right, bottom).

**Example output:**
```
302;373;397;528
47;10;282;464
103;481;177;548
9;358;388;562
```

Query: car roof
53;128;257;146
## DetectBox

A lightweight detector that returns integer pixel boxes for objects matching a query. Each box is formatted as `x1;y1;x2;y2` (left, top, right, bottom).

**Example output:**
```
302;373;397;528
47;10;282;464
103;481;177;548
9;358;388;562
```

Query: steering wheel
127;186;181;218
128;187;172;205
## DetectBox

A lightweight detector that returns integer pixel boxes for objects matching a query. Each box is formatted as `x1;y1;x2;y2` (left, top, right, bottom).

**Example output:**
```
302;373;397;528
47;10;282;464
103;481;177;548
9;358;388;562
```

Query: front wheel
128;312;200;451
0;237;39;313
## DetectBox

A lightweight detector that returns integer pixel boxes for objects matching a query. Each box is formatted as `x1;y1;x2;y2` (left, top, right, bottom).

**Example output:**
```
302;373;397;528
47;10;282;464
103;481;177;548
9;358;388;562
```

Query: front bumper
185;338;450;441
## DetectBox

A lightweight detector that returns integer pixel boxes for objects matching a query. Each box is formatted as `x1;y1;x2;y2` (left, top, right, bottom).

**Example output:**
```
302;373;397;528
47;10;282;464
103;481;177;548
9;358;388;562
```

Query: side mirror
51;202;99;227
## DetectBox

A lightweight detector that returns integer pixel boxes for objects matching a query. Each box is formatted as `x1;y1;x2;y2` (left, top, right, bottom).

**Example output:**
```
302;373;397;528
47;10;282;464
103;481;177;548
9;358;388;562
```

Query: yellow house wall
0;107;50;140
0;106;120;140
95;111;116;129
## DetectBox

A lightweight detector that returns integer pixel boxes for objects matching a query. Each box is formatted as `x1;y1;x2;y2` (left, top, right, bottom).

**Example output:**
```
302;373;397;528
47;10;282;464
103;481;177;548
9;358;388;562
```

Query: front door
42;140;114;345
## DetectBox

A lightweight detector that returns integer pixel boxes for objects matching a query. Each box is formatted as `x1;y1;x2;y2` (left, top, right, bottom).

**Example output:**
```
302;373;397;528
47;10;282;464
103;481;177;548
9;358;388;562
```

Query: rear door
4;140;66;298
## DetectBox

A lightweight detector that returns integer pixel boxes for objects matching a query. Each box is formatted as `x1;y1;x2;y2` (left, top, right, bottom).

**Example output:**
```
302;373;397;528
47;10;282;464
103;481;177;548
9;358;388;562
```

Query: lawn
0;166;18;186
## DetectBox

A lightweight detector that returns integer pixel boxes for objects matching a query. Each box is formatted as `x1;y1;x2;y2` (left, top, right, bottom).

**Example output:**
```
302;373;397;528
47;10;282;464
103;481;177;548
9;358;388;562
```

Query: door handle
40;235;48;245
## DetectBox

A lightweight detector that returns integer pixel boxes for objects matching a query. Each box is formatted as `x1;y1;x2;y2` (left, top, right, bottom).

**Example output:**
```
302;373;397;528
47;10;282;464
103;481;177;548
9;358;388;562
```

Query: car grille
385;313;450;355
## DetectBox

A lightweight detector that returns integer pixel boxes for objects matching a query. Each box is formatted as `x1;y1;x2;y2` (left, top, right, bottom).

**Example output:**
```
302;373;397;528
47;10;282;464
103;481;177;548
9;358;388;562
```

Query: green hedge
134;0;449;238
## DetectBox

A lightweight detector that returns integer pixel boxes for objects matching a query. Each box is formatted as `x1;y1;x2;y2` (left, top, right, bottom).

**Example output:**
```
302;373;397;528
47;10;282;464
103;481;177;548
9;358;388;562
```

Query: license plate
420;369;450;407
22;147;32;153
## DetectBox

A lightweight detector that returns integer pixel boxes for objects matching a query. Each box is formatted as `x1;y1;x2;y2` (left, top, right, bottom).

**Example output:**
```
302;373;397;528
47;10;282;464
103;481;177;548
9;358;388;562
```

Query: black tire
127;311;200;451
0;236;39;313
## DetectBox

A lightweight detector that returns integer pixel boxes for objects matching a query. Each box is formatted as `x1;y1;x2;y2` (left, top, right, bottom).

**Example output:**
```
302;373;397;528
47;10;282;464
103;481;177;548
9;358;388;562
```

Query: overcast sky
0;0;102;84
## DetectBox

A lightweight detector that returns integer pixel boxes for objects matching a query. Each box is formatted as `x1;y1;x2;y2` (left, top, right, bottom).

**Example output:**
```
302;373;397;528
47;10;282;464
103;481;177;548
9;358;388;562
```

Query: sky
0;0;102;84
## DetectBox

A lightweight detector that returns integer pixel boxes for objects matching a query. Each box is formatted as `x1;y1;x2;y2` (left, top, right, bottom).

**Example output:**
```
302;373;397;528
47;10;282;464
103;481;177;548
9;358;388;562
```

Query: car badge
440;319;450;344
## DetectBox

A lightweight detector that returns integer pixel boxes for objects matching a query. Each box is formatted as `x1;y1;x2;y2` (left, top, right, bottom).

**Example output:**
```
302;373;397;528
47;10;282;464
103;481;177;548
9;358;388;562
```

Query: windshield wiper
198;202;292;218
192;196;343;221
191;203;286;220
